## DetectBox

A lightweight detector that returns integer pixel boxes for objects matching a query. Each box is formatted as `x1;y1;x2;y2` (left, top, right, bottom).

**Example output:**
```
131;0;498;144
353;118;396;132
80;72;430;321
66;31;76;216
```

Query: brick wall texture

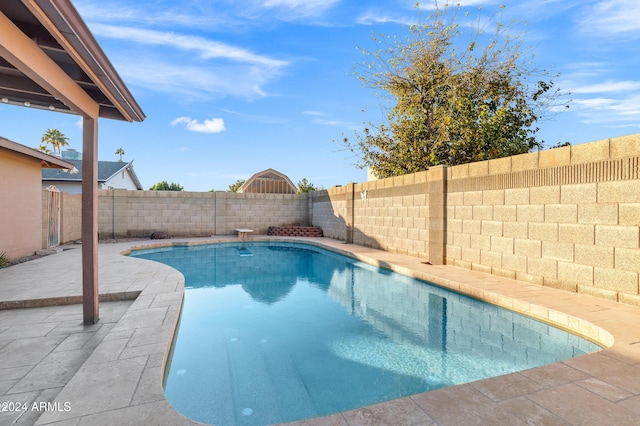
49;134;640;306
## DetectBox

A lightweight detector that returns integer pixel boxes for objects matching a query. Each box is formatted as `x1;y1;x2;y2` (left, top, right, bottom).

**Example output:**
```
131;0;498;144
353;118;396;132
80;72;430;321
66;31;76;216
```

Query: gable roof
42;159;143;189
1;135;73;169
238;168;297;194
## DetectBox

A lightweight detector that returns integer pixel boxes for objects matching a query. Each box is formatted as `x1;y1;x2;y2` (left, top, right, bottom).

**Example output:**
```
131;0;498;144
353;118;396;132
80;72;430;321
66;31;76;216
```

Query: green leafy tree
40;128;69;154
115;148;125;161
149;181;184;191
227;179;245;192
297;178;318;193
340;2;566;178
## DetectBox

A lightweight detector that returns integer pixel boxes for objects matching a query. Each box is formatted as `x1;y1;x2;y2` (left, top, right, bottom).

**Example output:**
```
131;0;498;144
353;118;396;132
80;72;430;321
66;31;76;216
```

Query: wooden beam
0;10;99;118
82;117;99;324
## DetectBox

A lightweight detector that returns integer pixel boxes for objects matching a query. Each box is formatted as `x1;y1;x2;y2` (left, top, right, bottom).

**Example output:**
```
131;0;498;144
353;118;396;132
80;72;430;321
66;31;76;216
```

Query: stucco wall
0;149;42;259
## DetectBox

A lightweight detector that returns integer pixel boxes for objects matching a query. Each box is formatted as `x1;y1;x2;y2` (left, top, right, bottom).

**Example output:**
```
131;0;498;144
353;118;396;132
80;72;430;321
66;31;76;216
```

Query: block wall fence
97;190;308;238
45;134;640;306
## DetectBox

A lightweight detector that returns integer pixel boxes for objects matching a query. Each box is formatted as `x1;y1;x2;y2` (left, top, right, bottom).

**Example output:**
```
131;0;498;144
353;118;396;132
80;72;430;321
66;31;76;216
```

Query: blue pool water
130;242;601;425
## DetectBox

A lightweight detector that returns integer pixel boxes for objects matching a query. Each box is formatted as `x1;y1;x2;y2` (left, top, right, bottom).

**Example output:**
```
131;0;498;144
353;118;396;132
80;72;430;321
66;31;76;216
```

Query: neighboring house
42;158;143;193
0;136;73;259
238;168;297;194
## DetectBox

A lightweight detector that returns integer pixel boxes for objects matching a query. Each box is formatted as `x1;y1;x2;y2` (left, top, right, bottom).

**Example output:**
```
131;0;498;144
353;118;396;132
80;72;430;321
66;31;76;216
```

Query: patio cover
0;0;145;324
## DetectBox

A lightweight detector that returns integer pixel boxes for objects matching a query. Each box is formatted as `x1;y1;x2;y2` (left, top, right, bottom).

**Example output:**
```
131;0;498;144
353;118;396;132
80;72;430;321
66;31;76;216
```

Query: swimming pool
130;241;601;425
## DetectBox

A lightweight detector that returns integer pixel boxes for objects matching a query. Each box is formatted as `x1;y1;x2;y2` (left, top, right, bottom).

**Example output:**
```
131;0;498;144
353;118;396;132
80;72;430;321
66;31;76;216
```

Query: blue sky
2;0;639;191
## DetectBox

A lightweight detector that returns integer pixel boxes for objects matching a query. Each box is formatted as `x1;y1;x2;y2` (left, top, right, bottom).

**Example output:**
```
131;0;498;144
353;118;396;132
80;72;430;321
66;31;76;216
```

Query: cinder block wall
444;135;640;305
97;190;307;238
213;192;308;235
308;186;349;241
351;174;431;258
308;166;446;261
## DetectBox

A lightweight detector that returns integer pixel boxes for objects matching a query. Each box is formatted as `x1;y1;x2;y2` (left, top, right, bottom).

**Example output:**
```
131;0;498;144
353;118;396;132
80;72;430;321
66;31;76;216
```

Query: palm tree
37;142;52;154
115;147;125;161
40;128;69;154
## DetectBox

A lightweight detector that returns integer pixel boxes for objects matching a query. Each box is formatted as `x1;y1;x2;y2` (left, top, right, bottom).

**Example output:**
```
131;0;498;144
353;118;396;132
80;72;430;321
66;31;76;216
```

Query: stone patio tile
35;356;147;423
0;323;57;340
410;385;528;426
0;389;42;426
127;325;174;347
0;338;10;351
130;366;165;405
0;365;33;382
119;342;167;360
35;418;80;426
498;396;572;426
109;306;169;332
8;350;90;394
619;395;640;416
51;329;106;352
126;294;155;310
73;400;198;426
100;328;135;342
341;397;434;425
471;371;544;401
10;387;67;426
0;335;65;369
280;413;348;426
83;338;129;365
0;379;18;394
0;309;55;326
519;361;590;387
564;352;640;394
576;377;635;402
150;291;183;308
528;383;640;424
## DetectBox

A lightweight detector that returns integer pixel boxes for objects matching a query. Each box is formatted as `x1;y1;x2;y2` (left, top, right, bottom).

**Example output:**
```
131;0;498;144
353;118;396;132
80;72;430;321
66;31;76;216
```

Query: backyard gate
46;185;61;248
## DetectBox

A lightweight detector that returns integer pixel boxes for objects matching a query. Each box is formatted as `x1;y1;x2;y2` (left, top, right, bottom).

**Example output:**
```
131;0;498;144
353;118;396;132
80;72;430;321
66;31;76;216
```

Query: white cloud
571;80;640;94
91;24;287;69
171;117;226;133
569;95;640;126
578;1;640;39
356;10;413;26
260;0;340;19
102;53;279;100
86;24;288;100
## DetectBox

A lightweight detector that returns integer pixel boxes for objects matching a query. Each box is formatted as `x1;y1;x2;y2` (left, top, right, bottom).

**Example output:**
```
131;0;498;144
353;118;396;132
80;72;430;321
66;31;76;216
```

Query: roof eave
26;0;145;122
1;136;74;169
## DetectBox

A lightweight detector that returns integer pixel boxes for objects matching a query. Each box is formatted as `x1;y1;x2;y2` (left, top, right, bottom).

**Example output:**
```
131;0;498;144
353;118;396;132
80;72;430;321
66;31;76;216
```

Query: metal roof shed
0;0;145;324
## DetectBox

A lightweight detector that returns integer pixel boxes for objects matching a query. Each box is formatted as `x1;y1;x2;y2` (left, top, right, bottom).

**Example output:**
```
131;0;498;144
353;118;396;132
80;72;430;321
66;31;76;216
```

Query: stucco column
82;117;99;324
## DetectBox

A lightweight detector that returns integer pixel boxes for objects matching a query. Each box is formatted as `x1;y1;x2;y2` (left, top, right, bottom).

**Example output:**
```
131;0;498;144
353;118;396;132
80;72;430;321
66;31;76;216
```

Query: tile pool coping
2;236;640;425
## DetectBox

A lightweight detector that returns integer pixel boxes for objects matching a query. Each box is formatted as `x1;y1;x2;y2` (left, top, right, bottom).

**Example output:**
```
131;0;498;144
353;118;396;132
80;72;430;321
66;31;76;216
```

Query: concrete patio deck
1;236;640;425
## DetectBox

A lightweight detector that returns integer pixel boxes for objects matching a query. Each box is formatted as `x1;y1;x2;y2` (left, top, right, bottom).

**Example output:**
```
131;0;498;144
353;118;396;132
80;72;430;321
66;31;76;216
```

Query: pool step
235;247;253;257
165;329;236;426
258;340;318;423
225;334;317;425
